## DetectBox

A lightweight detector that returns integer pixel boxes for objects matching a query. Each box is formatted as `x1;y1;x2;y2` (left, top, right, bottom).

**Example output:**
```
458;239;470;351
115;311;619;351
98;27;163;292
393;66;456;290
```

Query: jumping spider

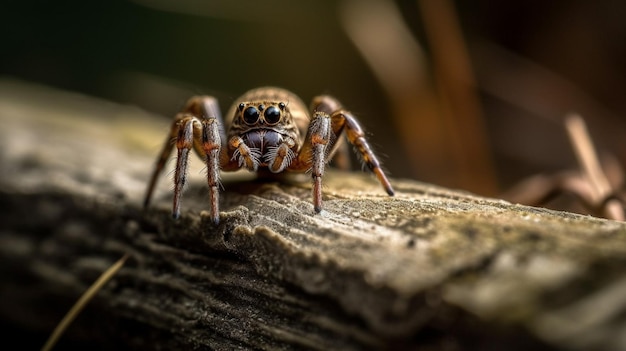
143;86;394;224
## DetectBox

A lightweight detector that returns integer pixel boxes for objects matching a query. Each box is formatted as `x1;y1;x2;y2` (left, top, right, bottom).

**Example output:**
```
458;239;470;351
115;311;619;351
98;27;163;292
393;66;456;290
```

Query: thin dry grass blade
565;114;623;220
41;254;129;351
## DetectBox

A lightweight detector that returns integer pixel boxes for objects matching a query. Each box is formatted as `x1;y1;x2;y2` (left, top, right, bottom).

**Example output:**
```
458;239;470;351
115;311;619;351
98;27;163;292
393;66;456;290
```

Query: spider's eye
278;102;286;110
242;106;260;124
264;105;281;124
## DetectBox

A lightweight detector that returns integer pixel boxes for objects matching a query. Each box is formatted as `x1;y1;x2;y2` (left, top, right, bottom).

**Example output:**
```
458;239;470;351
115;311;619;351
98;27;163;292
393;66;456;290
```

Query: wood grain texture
1;80;625;351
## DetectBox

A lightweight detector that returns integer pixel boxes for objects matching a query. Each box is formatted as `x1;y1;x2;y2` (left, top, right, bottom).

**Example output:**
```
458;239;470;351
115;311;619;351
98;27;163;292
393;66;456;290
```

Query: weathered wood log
1;79;625;350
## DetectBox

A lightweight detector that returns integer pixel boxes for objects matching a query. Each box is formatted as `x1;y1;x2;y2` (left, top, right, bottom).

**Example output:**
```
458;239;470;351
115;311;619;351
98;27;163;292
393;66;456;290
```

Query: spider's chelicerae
143;86;394;224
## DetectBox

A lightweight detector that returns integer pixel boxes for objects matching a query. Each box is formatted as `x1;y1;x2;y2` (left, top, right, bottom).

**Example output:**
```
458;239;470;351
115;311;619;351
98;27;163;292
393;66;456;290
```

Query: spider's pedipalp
265;145;296;173
230;139;262;171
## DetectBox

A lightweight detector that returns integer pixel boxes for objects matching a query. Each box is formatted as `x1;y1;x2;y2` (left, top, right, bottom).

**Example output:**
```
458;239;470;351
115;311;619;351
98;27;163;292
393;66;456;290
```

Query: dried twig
417;0;497;195
504;114;624;220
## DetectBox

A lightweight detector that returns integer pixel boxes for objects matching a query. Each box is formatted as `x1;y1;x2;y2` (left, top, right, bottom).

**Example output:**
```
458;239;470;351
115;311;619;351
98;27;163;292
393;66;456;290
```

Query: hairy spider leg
308;95;350;171
289;111;333;212
144;117;178;210
331;110;395;196
290;95;394;213
315;96;394;197
172;116;196;219
198;118;222;225
143;96;226;224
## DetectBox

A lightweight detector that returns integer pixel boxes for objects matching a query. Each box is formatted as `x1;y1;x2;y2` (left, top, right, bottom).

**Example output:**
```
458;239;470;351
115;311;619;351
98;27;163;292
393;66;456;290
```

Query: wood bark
1;80;625;351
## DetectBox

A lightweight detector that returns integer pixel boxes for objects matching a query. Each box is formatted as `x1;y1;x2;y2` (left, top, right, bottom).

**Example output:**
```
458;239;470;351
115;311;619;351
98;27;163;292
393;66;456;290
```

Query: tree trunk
1;79;625;351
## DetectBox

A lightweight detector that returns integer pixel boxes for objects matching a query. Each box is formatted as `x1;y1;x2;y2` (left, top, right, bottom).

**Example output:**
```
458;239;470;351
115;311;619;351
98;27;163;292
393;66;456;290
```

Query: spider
143;86;395;224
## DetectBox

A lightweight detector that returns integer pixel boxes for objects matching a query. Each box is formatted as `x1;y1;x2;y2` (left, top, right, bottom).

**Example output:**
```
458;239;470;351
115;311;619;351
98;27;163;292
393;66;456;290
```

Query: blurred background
2;0;626;203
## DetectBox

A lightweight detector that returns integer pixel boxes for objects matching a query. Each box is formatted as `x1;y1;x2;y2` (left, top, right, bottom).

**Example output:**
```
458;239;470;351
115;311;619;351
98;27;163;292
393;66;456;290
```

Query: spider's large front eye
243;106;260;124
264;105;281;125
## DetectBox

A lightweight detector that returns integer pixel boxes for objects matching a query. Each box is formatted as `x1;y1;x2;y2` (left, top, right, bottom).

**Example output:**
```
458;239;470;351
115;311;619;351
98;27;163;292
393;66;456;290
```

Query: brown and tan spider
143;86;394;224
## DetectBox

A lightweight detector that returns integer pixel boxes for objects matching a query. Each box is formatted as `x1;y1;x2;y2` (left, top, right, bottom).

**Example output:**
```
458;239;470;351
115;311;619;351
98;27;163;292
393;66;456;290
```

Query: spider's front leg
198;117;223;225
300;111;333;212
144;96;225;224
